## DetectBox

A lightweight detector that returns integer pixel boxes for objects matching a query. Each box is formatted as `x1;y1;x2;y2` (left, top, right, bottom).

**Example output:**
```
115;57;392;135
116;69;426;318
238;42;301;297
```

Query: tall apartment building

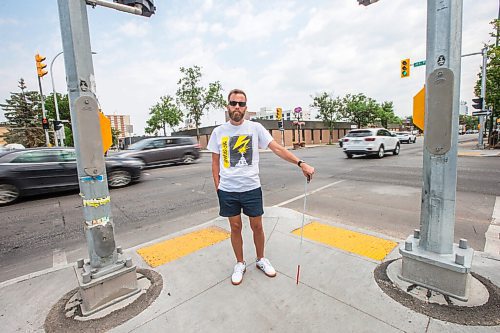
106;114;133;138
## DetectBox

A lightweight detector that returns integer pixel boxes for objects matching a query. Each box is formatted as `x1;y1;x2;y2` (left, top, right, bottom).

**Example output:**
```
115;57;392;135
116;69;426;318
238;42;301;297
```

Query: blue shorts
217;187;264;217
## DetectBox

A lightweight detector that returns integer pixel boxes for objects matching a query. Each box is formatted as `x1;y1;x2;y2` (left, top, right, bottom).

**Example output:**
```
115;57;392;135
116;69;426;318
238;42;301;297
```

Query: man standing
207;89;315;286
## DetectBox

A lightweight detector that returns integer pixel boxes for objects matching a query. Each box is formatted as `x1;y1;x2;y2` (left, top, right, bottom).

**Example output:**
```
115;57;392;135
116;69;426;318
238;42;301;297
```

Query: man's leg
228;215;244;262
249;215;265;259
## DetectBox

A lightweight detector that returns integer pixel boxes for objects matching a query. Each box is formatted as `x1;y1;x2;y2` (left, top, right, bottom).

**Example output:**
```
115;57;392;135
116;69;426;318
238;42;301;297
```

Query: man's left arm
267;140;315;180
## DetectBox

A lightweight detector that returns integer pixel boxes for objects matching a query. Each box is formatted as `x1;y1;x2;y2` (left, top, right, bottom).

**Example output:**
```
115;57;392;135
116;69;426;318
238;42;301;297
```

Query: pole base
75;263;139;316
399;235;474;301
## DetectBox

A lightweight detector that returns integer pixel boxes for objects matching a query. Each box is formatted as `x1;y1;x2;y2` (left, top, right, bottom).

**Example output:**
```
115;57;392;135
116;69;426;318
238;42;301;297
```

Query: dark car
0;148;144;205
114;136;201;166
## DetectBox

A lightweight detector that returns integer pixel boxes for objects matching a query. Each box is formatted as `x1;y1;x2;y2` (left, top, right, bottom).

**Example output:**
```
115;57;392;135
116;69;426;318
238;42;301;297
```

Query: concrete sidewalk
1;207;499;332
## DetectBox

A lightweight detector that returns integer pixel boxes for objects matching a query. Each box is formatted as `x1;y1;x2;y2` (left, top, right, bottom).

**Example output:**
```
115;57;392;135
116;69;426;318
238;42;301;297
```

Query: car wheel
346;153;353;159
182;154;195;164
377;145;385;158
0;183;20;205
108;170;132;188
413;138;416;143
393;143;400;155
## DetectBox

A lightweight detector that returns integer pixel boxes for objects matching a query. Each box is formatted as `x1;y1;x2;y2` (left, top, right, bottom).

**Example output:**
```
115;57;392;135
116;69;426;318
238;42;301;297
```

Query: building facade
106;114;132;139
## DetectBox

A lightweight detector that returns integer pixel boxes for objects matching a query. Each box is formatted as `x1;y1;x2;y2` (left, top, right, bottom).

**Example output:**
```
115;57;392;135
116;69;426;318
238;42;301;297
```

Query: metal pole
478;47;487;148
50;51;64;147
419;0;462;253
400;0;473;301
58;0;118;271
37;76;51;147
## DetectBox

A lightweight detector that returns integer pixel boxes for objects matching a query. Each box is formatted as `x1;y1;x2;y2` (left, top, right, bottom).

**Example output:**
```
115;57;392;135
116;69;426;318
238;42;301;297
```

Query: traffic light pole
399;0;473;301
478;47;488;148
50;51;64;147
37;75;50;147
57;0;138;316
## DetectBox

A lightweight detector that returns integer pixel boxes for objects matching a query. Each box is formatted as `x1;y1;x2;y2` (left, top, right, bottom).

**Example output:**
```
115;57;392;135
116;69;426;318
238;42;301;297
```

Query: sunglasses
228;101;247;107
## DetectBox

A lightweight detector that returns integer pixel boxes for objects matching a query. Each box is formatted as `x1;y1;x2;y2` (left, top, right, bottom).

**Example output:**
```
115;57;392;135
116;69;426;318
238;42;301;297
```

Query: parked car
342;128;400;159
0;148;144;205
113;136;201;166
395;131;417;144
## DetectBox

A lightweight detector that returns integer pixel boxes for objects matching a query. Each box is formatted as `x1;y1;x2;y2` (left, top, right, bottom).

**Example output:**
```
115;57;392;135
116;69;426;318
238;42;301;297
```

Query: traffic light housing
401;58;410;78
276;107;283;121
472;97;483;110
53;120;63;131
277;121;284;130
35;54;48;78
42;118;49;130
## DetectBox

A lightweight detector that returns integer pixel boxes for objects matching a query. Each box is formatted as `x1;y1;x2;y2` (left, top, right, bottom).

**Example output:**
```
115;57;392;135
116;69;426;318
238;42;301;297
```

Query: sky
0;0;497;135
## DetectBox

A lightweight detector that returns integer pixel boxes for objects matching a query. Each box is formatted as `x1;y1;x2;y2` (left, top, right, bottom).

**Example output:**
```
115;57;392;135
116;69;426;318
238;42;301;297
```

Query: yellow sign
99;112;112;153
413;86;425;131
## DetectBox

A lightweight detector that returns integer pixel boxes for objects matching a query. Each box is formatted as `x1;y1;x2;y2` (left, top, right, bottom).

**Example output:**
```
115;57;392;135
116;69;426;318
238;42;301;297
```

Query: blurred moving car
4;143;25;150
0;148;144;205
342;128;400;159
114;136;201;166
395;131;417;144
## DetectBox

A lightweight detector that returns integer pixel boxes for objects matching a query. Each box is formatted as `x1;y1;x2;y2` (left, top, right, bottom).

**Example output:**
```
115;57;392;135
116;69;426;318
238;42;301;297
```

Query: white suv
395;131;416;144
342;128;400;159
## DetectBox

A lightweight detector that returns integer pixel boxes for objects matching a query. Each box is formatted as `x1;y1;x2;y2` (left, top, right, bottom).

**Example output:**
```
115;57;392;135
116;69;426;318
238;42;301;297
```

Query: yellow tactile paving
137;226;230;268
292;221;397;261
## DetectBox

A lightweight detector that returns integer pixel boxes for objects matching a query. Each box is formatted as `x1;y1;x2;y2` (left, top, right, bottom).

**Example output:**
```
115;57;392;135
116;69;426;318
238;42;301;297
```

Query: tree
311;92;342;144
44;92;73;146
111;128;121;148
375;101;401;128
341;93;376;128
474;19;500;135
0;79;46;147
176;66;225;141
145;95;183;136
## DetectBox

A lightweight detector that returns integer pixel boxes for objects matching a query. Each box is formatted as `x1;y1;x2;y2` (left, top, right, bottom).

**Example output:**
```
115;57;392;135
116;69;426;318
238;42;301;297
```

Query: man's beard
229;110;245;122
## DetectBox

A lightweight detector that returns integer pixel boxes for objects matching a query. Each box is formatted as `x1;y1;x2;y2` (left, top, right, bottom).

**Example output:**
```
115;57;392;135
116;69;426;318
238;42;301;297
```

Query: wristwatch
297;160;305;167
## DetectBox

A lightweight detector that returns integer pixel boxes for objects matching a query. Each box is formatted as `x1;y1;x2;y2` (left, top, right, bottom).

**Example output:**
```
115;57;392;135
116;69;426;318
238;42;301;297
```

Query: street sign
472;111;491;117
99;111;112;153
413;86;425;131
414;60;426;67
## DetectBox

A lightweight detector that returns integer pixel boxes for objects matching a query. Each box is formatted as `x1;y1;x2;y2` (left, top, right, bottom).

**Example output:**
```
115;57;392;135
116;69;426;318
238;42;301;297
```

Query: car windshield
346;130;372;137
126;140;151;150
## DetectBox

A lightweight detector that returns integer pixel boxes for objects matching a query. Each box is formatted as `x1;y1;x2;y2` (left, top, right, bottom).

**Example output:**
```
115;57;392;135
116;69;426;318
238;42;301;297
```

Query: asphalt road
0;137;498;282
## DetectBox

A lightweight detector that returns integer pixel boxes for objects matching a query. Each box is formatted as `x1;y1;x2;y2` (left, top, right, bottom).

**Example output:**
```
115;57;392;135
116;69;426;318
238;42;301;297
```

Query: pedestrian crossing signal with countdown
401;58;410;78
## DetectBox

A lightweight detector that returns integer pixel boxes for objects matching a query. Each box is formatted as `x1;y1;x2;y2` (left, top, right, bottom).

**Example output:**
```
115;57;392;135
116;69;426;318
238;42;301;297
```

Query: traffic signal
35;54;48;78
276;107;283;121
400;58;410;78
53;120;62;131
472;97;483;110
277;121;284;130
42;118;49;130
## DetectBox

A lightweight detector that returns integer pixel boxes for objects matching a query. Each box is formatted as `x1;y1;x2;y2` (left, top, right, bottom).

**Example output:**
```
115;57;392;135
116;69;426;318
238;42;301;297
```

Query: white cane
296;176;309;285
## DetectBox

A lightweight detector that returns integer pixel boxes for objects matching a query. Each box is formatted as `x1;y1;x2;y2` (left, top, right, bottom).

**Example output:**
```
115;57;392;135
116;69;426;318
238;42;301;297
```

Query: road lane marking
273;180;345;207
136;226;230;268
291;221;397;261
52;248;67;267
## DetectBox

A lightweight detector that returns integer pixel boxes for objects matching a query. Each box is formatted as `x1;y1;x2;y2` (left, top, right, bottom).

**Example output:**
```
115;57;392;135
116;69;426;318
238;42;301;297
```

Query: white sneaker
231;261;246;285
256;258;276;277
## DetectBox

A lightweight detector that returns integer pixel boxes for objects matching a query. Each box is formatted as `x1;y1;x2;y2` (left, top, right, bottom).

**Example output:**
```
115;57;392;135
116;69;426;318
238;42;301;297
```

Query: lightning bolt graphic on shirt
233;135;250;155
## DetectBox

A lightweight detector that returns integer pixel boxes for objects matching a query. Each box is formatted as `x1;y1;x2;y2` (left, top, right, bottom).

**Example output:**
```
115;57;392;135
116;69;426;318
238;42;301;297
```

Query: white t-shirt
207;120;274;192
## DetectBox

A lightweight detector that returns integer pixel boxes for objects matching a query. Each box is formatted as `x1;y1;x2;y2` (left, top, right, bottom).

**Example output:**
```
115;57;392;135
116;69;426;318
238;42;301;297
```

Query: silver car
395;131;416;144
